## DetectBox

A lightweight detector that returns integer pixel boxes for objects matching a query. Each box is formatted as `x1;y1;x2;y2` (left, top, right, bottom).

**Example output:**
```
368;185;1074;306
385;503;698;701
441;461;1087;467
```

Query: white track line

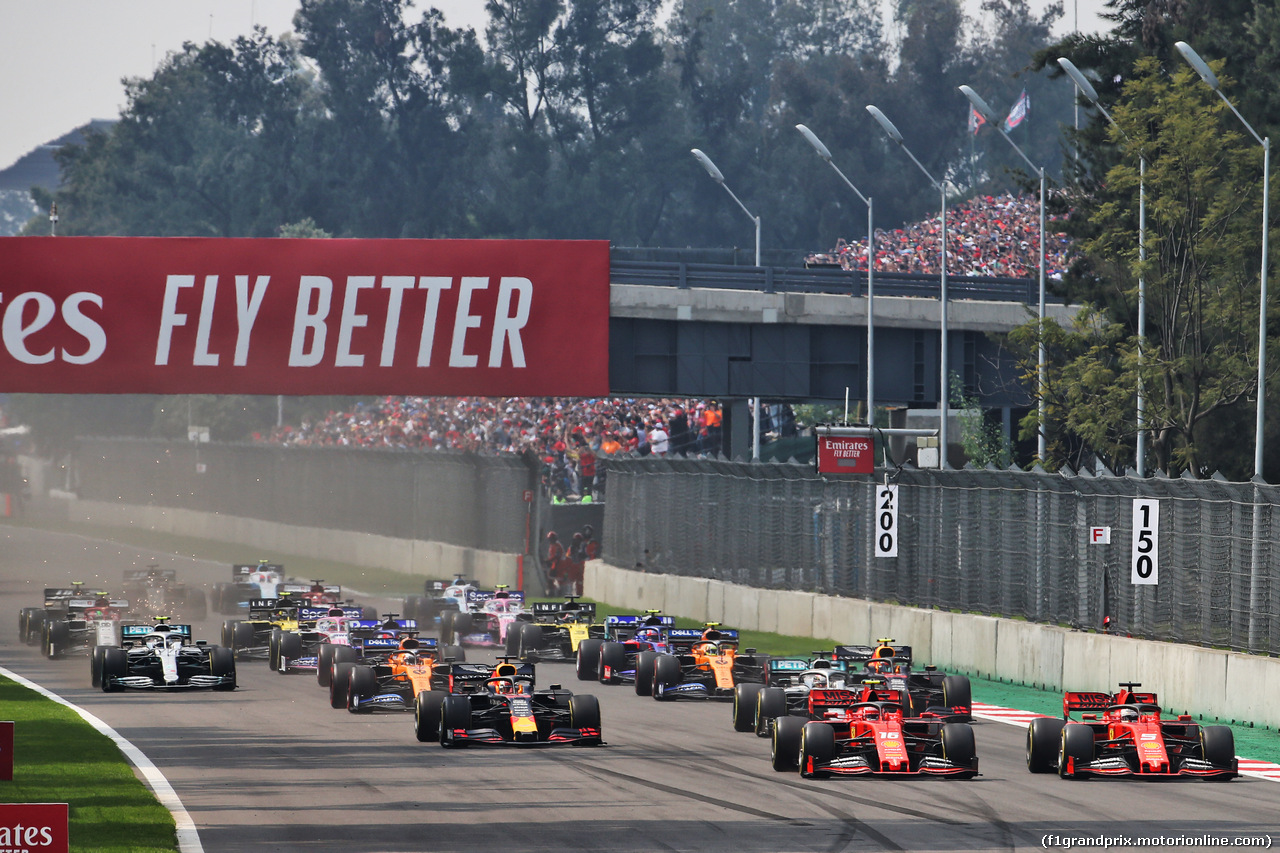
0;665;203;853
972;700;1280;782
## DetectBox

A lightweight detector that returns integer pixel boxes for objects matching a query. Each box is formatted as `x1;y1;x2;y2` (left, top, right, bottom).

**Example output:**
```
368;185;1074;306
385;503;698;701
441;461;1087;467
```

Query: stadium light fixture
865;105;950;467
796;124;877;422
960;85;1049;464
1058;57;1149;477
691;147;763;460
1174;41;1269;481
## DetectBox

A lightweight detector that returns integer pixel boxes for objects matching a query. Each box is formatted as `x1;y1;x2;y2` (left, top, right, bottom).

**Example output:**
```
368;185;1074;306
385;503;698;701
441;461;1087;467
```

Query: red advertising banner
0;803;68;853
0;237;610;396
0;722;10;780
816;435;874;474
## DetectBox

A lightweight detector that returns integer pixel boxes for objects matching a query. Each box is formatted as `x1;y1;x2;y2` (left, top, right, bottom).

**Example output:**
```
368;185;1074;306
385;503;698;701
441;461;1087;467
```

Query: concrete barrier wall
66;499;521;590
586;560;1280;730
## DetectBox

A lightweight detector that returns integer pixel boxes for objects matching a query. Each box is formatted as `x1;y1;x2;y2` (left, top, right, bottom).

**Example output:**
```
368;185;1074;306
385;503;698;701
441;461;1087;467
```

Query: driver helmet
489;678;514;694
801;672;828;689
866;659;892;674
1117;707;1139;722
635;626;662;643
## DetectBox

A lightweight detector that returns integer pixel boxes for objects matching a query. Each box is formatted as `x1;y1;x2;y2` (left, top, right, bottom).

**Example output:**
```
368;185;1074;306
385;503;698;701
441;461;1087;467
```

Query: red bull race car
1027;682;1237;780
771;691;978;779
414;660;602;747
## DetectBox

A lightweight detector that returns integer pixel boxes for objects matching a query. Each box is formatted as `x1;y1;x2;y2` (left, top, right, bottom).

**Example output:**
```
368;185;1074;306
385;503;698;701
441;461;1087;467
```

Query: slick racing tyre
733;682;763;732
576;639;604;681
942;674;972;718
268;628;283;671
278;632;303;672
570;694;602;734
941;723;977;777
651;654;681;701
90;645;108;688
599;642;627;685
440;695;472;748
755;687;788;737
210;646;237;690
772;715;804;771
633;651;659;696
1201;726;1235;772
232;622;256;657
415;691;446;743
347;665;377;713
799;722;837;779
1026;717;1065;773
517;623;543;660
1058;723;1094;779
100;647;129;693
45;620;70;659
330;662;356;709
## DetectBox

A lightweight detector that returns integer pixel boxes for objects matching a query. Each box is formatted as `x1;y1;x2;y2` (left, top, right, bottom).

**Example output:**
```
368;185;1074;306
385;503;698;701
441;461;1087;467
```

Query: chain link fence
76;438;537;554
603;458;1280;656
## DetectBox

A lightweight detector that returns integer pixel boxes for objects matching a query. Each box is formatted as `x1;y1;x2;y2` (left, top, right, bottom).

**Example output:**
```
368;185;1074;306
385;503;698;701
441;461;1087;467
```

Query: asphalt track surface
3;524;1280;853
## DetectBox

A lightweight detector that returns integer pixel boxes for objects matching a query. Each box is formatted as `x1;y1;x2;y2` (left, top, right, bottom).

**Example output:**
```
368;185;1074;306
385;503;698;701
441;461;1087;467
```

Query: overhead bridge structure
605;257;1081;458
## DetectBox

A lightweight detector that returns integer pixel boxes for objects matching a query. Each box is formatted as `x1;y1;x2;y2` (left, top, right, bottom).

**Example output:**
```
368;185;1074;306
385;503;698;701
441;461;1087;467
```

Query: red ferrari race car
771;691;978;779
1026;682;1237;780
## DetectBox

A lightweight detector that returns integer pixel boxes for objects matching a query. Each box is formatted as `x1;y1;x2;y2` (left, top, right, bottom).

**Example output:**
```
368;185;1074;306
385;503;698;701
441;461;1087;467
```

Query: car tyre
210;646;237;690
772;715;804;771
576;639;603;681
941;723;977;776
1201;725;1235;769
755;687;788;737
1026;717;1065;773
347;665;377;713
599;641;627;685
90;644;108;688
415;690;446;742
733;682;763;732
278;632;303;672
800;722;837;778
330;662;356;709
440;695;472;748
634;651;659;696
1058;723;1094;779
570;694;602;740
101;647;129;692
651;654;681;701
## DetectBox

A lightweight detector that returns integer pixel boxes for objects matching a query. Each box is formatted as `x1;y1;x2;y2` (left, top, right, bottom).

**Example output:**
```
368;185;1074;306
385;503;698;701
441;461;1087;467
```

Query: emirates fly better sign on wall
0;238;610;395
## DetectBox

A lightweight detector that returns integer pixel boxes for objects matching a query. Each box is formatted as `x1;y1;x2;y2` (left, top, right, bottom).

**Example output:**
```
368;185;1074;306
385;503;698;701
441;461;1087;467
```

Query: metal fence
76;438;537;554
609;259;1053;305
603;457;1280;656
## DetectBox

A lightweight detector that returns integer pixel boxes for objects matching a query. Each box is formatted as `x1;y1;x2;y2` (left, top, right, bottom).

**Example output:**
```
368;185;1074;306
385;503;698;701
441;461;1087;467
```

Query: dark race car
122;565;206;621
771;692;977;779
401;575;478;626
648;626;768;701
506;598;603;662
270;605;366;675
734;656;853;735
1027;682;1237;780
21;583;90;647
834;640;972;720
213;561;286;614
413;661;602;747
576;612;676;688
99;621;236;692
31;588;130;661
221;598;303;660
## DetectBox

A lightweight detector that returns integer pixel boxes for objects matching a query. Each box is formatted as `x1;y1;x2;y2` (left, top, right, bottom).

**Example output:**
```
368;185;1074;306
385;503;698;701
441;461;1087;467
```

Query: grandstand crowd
250;194;1077;500
805;192;1074;279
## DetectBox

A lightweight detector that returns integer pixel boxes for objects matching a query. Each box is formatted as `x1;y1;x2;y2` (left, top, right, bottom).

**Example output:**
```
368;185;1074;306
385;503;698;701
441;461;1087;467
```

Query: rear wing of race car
667;628;740;650
1064;689;1160;717
122;623;193;638
449;661;536;683
466;589;527;605
349;619;418;635
66;598;130;611
833;644;913;665
232;563;284;578
532;601;598;619
43;588;80;602
297;606;364;621
246;598;299;615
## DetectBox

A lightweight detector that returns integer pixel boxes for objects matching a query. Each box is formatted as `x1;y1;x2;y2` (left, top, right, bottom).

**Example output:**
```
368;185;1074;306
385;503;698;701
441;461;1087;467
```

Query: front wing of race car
107;673;235;690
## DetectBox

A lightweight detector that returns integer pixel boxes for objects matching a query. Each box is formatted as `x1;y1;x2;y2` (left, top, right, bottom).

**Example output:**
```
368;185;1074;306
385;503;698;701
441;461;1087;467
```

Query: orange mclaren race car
647;625;768;701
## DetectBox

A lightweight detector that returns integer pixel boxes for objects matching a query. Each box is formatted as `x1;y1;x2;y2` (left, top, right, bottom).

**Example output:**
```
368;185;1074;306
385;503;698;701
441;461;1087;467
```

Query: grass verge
0;675;177;852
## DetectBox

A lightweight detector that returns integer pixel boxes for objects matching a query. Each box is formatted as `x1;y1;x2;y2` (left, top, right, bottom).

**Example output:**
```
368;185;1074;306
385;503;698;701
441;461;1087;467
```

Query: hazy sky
0;0;1111;170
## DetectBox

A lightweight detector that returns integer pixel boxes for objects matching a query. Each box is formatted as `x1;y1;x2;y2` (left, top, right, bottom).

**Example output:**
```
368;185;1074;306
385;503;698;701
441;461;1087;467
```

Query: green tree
1011;56;1266;477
